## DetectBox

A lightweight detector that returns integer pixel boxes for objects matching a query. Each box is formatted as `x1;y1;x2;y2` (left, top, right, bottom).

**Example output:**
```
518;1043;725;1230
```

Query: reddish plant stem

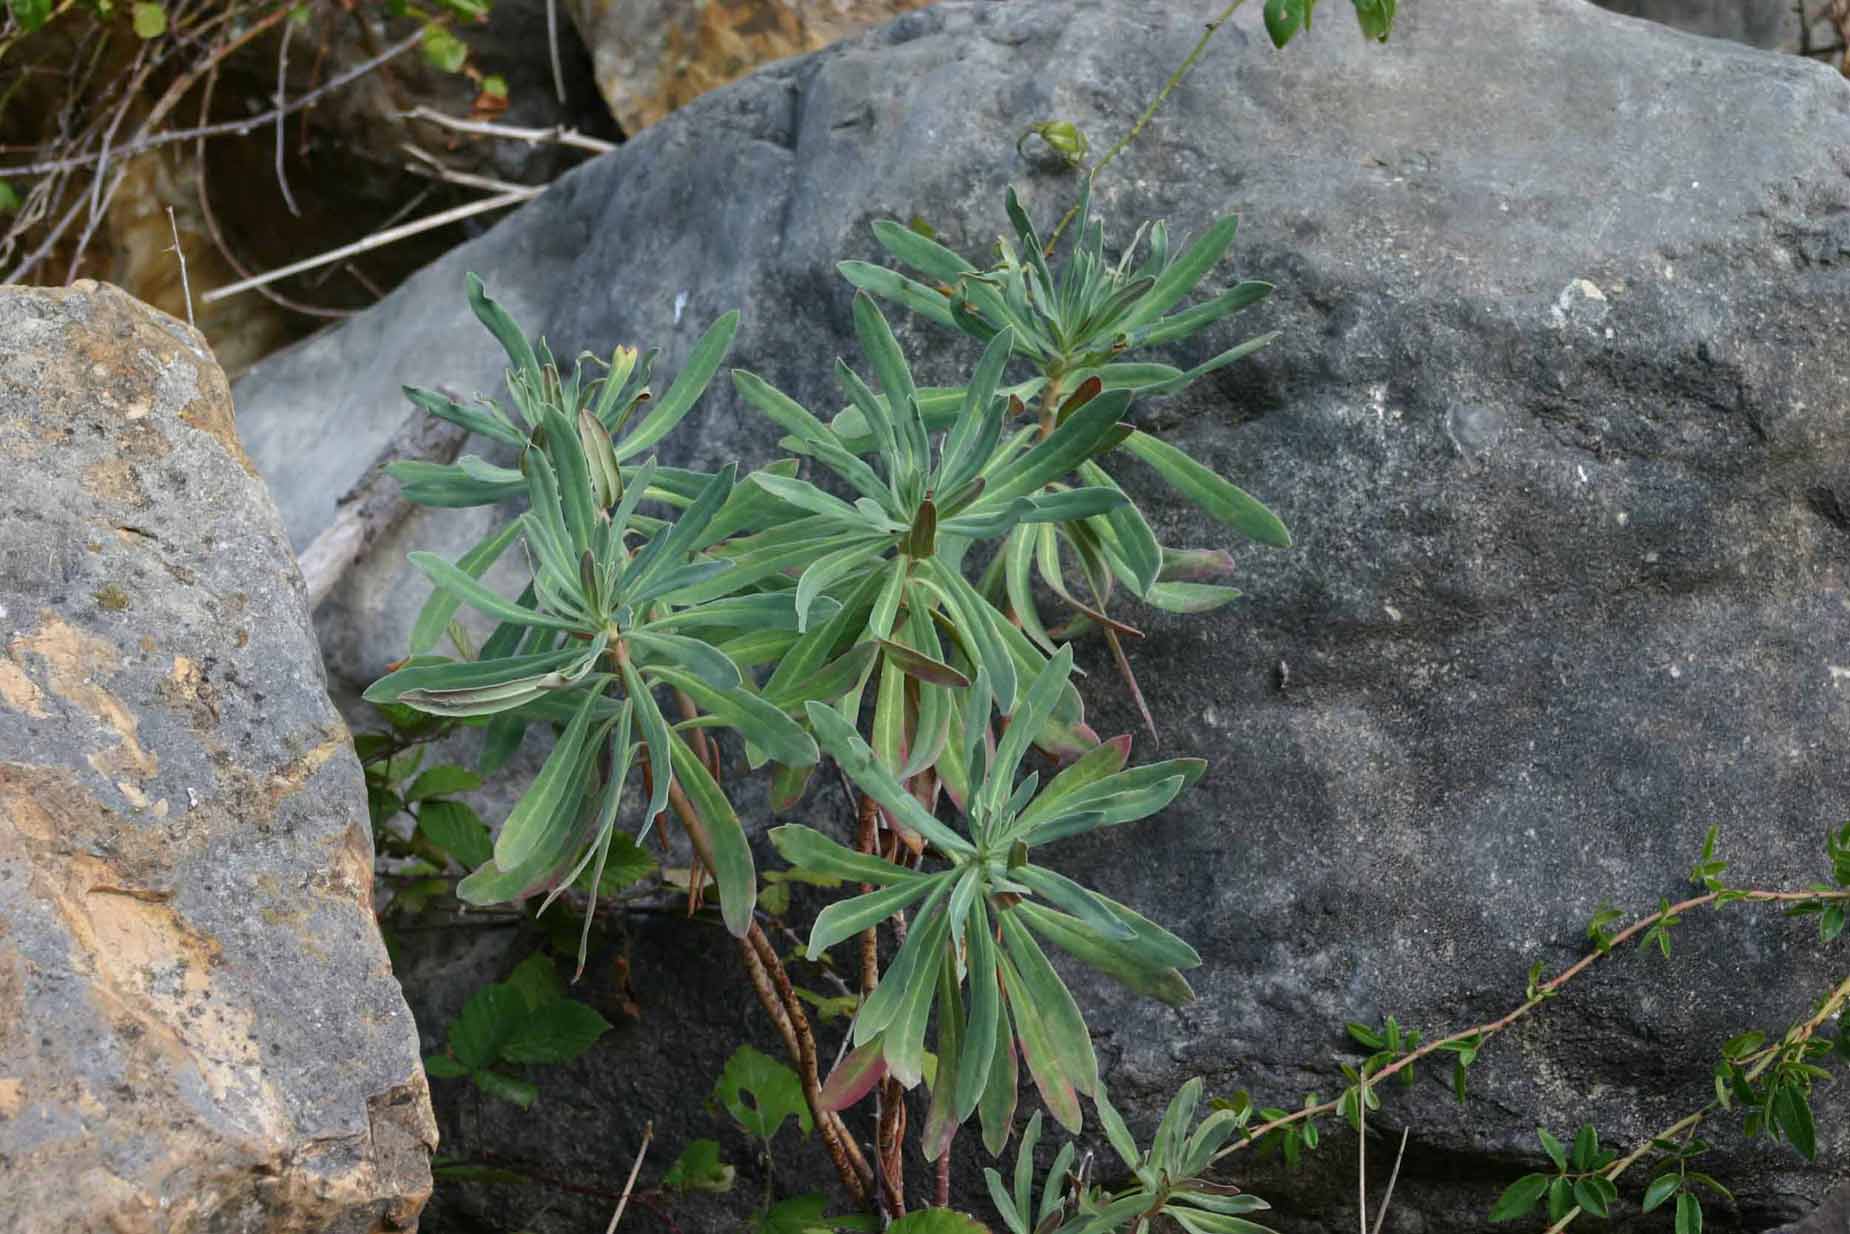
666;780;872;1207
877;1082;907;1217
747;923;874;1195
857;791;882;995
855;788;908;1215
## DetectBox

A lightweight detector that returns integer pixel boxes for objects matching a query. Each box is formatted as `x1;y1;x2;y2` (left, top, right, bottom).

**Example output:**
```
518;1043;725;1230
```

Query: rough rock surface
0;283;435;1233
234;1;1850;1230
564;0;934;133
1592;0;1841;53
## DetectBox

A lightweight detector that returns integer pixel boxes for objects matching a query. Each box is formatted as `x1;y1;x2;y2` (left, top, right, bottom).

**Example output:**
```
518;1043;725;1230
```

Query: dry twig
165;205;194;328
603;1120;653;1234
399;104;616;154
0;22;426;179
200;184;537;303
275;6;301;216
296;409;470;606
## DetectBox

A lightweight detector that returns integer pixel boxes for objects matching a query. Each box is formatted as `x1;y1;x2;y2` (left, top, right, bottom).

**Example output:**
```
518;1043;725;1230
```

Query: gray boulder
233;0;1850;1230
1590;0;1840;53
0;283;435;1233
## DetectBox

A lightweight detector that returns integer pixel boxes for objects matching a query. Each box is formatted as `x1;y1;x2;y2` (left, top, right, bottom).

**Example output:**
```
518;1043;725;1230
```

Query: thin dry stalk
0;21;426;178
199;185;537;303
546;0;566;104
1370;1128;1410;1234
399;104;616;153
603;1121;652;1234
1356;1077;1367;1234
274;7;300;216
165;205;193;328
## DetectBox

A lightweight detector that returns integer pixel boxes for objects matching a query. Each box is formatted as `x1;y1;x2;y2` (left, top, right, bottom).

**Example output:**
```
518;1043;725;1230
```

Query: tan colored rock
0;282;435;1234
566;0;935;133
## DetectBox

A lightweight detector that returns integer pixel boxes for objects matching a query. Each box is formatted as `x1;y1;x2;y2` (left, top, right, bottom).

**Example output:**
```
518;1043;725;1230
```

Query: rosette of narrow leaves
726;290;1130;797
840;188;1290;730
369;427;822;949
774;648;1203;1152
389;273;740;520
988;1094;1277;1234
386;275;783;778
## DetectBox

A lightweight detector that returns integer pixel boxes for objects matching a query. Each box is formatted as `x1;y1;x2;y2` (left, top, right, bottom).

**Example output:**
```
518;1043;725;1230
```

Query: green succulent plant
724;290;1139;808
774;647;1203;1153
988;1089;1277;1234
368;277;826;953
841;184;1288;732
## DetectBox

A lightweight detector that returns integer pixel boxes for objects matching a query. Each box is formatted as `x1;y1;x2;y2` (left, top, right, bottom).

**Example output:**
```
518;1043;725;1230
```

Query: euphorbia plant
367;276;831;957
372;181;1284;1213
841;184;1290;732
779;646;1205;1154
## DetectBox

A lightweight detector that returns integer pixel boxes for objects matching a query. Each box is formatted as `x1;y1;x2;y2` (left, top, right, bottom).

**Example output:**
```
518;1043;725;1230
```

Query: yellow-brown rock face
0;282;436;1234
567;0;936;133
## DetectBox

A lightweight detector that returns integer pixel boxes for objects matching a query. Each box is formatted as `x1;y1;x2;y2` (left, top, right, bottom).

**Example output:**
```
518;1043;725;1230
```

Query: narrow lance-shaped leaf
408;551;583;632
668;729;756;936
614;311;739;458
494;688;602;869
1121;429;1291;547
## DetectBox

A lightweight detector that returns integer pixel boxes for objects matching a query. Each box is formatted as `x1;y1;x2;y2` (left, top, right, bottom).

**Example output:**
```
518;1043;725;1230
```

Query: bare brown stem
666;780;873;1207
1048;0;1252;247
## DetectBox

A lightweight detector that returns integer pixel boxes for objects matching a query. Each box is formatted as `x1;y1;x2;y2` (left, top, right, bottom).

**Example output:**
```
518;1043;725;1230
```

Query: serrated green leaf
418;799;493;868
449;983;524;1070
500;999;612;1064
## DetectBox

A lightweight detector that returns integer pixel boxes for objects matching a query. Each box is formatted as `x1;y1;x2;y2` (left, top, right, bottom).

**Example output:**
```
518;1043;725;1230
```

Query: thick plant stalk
857;792;882;994
856;789;908;1215
737;930;802;1063
747;924;874;1196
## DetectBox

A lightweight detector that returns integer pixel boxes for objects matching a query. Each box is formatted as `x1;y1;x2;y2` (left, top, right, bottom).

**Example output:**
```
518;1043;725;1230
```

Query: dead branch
199;184;538;303
0;22;425;179
398;105;617;154
194;62;352;319
296;407;470;607
274;7;300;216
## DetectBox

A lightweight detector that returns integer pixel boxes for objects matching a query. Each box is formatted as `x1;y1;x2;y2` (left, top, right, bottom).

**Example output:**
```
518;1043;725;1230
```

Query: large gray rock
1591;0;1840;53
234;0;1850;1229
0;283;436;1233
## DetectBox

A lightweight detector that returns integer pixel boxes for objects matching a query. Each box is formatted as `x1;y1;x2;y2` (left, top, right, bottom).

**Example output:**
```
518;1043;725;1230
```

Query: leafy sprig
785;648;1202;1150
